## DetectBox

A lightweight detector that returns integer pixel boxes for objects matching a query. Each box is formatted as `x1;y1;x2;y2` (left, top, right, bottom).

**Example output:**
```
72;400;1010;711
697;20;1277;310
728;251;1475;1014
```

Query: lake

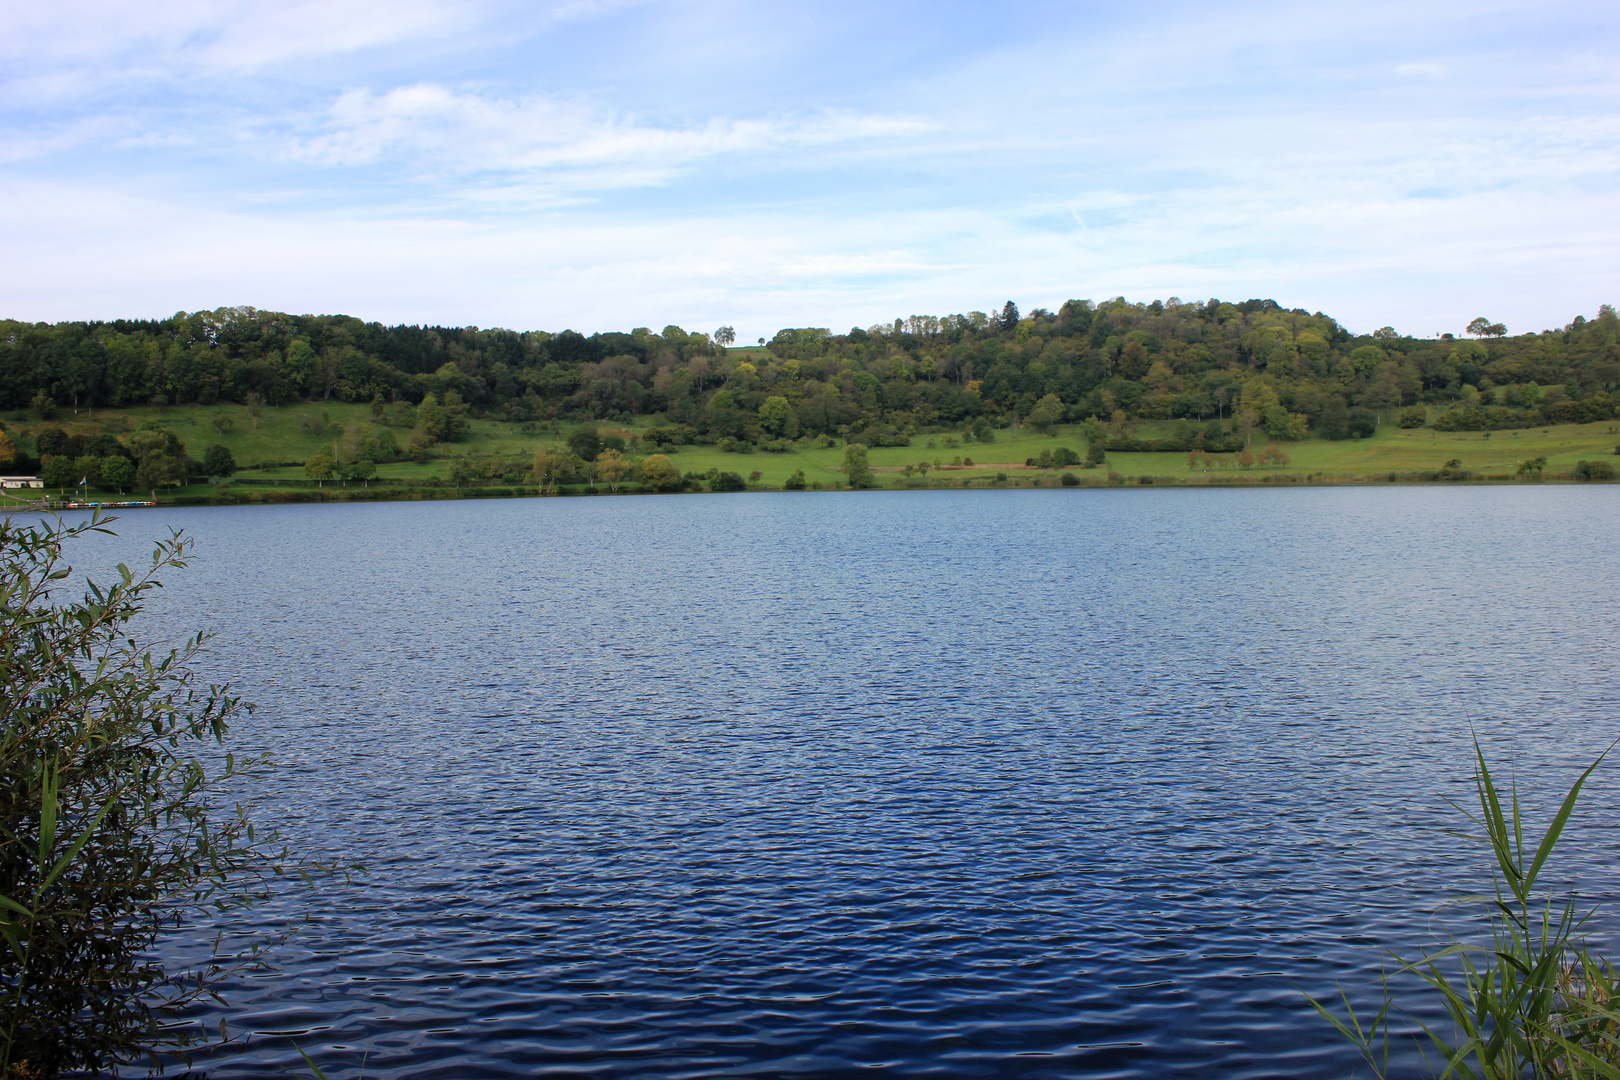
61;486;1620;1078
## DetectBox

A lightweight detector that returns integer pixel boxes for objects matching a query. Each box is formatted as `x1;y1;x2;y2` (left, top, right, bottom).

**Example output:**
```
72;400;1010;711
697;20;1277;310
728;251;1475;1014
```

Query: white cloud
284;82;931;192
0;0;463;104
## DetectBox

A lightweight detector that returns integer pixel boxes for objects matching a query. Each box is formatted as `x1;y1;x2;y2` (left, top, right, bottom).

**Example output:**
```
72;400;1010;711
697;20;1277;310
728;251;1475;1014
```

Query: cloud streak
287;83;931;184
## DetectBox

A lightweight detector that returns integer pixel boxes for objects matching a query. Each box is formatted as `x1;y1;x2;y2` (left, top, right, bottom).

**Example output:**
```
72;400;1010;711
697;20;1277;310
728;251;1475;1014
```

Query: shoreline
7;472;1613;511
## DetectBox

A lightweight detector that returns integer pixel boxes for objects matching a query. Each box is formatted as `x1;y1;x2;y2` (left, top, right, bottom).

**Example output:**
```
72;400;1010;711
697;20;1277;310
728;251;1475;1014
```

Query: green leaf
1524;741;1616;894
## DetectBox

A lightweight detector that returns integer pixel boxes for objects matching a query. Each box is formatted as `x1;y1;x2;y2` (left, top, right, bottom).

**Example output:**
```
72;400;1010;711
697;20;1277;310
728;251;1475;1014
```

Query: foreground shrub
0;515;328;1076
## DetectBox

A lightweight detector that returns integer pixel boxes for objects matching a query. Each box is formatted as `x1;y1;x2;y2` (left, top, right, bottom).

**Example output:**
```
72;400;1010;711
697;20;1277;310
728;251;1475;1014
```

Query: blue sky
2;0;1616;339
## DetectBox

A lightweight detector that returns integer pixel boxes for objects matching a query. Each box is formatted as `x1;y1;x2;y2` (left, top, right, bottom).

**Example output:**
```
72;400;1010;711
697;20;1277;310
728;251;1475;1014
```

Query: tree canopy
1;300;1616;452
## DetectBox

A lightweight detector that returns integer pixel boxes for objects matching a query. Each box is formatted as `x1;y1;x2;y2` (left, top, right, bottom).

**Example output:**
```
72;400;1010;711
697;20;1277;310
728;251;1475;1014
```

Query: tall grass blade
1312;738;1617;1080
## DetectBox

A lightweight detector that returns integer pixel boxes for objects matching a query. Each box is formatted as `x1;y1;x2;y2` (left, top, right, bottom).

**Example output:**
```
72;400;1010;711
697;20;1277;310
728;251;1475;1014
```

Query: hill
1;299;1616;500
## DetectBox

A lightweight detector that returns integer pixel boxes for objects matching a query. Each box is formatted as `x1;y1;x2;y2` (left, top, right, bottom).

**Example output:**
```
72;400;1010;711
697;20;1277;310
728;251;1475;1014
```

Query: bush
636;454;682;492
1398;406;1427;428
642;425;685;448
1347;407;1378;439
1575;459;1615;480
1060;472;1079;486
0;516;323;1076
856;423;910;447
783;468;807;490
29;393;58;421
1104;428;1242;453
709;471;746;492
1434;406;1545;432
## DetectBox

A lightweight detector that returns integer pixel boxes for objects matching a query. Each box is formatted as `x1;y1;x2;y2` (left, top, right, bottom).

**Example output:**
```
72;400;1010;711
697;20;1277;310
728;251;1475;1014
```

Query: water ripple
59;486;1620;1078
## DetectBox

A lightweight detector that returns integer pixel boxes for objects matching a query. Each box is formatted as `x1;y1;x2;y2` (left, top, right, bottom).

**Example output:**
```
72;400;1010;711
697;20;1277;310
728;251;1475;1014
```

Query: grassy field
8;401;1618;501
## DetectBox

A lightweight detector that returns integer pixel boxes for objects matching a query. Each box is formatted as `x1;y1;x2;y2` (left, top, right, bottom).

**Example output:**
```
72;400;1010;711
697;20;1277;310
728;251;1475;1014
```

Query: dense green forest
2;299;1617;464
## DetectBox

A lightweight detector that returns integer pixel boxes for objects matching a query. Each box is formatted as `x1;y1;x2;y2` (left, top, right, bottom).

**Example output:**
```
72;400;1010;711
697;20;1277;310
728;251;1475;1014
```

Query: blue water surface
59;486;1620;1078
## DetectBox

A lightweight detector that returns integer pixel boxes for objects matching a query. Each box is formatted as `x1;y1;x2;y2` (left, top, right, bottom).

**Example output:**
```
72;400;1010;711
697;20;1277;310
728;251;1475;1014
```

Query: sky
2;0;1617;340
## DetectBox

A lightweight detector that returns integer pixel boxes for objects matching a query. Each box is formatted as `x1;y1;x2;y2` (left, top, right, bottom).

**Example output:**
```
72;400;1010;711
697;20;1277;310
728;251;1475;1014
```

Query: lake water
59;486;1620;1078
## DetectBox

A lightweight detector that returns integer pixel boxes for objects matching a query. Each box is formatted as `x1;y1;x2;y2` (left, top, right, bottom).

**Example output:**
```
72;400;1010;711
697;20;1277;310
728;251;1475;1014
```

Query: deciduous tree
1026;393;1064;434
758;396;793;437
202;444;236;478
41;457;75;493
842;444;874;488
303;452;336;486
635;453;681;492
100;456;134;493
595;449;629;492
566;426;602;462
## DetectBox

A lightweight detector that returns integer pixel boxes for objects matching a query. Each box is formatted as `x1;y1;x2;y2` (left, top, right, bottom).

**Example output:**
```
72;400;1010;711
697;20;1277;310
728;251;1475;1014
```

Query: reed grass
1313;737;1620;1079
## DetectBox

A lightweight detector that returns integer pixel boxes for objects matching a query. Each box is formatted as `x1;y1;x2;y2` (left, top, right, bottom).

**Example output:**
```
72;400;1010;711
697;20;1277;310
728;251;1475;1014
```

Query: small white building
0;476;44;489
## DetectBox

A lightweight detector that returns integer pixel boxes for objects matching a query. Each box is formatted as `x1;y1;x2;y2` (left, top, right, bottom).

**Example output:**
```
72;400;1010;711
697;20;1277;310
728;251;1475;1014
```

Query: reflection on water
64;486;1620;1078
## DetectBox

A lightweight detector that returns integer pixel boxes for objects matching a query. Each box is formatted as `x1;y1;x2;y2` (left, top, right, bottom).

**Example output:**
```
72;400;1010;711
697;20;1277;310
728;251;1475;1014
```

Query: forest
2;299;1617;466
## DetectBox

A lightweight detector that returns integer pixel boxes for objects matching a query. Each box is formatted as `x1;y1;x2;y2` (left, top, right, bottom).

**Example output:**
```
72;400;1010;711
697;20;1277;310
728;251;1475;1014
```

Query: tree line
3;299;1617;453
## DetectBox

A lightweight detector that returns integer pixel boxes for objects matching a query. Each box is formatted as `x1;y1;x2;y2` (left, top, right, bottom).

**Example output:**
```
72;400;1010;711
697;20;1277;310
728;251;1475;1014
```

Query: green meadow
8;401;1618;503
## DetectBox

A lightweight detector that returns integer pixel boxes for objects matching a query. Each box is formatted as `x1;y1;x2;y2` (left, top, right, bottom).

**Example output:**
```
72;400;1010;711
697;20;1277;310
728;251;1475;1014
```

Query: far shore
6;468;1613;514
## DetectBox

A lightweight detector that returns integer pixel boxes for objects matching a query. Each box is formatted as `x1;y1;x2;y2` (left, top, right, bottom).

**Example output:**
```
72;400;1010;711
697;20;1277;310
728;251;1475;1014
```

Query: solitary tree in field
842;444;874;489
714;326;736;346
244;392;265;430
